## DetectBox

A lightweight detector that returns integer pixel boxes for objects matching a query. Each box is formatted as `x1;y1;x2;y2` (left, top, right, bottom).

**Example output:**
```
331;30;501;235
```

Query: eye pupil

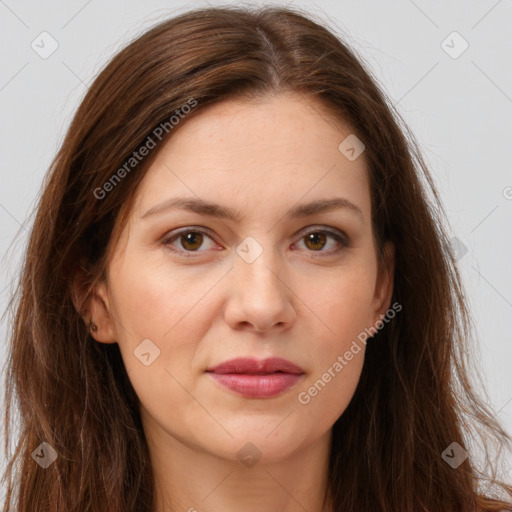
304;232;326;251
181;232;203;250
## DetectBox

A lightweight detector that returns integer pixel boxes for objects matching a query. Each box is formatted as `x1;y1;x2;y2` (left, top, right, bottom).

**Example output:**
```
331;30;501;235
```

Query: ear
370;241;395;325
71;263;117;344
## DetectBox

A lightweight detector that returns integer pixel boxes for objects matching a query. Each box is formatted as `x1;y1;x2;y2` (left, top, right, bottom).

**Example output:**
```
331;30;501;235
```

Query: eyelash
161;226;350;259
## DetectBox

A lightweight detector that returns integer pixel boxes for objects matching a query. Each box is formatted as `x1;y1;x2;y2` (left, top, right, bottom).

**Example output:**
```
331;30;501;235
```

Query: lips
207;357;304;375
206;357;305;398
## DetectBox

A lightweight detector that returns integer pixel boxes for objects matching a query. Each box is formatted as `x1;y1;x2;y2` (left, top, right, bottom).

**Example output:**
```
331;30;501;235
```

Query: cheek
291;262;375;419
108;253;219;342
298;260;377;347
296;349;364;427
294;273;371;423
107;256;223;398
107;264;208;432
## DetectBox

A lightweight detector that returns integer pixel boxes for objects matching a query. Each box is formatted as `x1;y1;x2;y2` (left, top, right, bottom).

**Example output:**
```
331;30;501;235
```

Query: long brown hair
2;5;511;511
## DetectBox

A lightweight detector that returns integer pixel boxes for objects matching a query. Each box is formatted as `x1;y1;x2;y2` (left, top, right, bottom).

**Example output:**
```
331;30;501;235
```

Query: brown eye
162;228;218;256
303;232;327;251
294;228;349;257
180;231;204;251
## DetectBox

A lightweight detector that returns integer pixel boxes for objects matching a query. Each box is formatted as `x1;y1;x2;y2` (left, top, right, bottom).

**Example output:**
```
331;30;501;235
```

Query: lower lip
208;372;303;398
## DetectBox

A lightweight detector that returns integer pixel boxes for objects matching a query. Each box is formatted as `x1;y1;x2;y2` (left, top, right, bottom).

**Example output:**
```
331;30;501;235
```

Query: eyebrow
140;196;364;222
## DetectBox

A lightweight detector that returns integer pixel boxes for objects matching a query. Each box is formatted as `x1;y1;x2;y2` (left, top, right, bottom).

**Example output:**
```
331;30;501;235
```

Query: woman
2;5;511;511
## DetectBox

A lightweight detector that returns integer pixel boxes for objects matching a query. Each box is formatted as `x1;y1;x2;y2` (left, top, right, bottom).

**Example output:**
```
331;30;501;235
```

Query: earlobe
71;265;117;344
87;283;118;343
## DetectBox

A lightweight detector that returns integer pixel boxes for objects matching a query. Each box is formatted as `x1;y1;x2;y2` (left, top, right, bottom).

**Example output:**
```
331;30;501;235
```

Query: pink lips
206;357;305;398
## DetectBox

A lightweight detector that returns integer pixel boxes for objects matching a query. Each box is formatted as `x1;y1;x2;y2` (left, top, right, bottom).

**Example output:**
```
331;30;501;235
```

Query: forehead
132;92;371;222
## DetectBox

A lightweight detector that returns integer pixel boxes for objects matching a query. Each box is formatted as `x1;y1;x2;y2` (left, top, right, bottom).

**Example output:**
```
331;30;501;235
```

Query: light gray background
1;0;511;490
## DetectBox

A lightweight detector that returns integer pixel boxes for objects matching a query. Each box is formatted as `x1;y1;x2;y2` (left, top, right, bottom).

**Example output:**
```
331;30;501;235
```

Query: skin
85;91;395;512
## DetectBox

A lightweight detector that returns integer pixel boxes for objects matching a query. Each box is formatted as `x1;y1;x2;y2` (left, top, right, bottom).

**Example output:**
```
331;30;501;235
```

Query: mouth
206;357;305;398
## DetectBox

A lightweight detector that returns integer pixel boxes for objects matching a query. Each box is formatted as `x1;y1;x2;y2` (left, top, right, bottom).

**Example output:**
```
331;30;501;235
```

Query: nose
223;245;296;334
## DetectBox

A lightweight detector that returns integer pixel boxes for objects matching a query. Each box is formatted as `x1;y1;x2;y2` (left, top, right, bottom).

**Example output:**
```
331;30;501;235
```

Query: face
88;91;394;465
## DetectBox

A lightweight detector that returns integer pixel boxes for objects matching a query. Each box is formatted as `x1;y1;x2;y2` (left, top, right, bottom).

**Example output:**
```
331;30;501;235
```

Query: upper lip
206;357;304;375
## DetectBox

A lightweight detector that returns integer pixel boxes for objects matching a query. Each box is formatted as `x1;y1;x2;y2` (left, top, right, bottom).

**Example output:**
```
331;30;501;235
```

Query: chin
208;424;314;465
